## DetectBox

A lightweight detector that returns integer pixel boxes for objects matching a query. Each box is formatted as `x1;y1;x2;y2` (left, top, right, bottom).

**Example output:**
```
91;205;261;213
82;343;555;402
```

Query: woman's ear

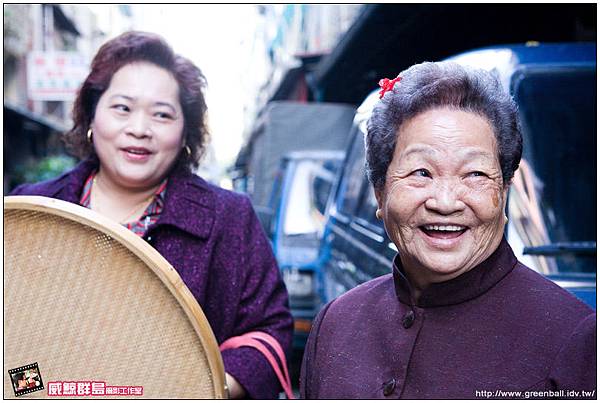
374;187;384;220
502;182;510;205
501;183;510;224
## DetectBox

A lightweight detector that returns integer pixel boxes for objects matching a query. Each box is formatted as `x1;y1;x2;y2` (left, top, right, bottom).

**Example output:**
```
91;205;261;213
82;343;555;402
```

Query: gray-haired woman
300;61;596;399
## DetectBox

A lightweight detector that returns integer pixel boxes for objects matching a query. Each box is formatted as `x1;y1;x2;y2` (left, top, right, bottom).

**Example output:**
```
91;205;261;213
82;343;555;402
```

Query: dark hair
64;31;209;170
366;61;522;190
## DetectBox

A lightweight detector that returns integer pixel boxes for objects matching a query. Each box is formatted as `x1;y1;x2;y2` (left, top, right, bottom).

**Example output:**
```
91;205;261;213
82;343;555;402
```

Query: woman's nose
424;179;466;215
126;112;152;138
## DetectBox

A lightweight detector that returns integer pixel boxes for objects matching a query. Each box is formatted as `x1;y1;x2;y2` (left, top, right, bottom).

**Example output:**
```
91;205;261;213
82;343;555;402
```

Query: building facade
240;5;364;142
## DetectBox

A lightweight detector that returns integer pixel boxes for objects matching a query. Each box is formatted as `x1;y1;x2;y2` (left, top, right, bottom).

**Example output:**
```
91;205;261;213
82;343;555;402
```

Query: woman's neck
91;169;161;223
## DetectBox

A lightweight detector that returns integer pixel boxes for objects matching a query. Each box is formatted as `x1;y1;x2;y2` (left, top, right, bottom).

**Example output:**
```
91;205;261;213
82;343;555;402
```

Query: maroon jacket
11;159;293;399
301;238;596;399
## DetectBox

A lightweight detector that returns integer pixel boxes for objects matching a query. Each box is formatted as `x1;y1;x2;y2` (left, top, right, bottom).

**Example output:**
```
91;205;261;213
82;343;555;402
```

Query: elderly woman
11;31;292;399
300;61;596;398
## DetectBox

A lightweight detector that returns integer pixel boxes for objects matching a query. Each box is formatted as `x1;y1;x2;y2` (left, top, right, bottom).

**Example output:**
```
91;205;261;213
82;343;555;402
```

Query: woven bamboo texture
4;196;226;399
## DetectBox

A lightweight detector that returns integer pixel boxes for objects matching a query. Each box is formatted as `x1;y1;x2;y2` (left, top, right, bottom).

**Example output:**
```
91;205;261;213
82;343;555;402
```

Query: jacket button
383;378;396;396
402;310;415;329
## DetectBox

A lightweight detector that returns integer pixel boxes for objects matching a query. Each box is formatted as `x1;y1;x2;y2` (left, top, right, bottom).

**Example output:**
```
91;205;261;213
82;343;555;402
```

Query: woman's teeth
422;225;466;232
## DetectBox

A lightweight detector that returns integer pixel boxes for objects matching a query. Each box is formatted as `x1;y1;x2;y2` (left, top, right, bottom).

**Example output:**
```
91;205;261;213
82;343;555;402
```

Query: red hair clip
378;76;402;99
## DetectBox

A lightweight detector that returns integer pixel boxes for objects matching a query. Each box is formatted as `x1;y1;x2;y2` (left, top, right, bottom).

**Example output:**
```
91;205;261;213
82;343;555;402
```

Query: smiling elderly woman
300;62;596;399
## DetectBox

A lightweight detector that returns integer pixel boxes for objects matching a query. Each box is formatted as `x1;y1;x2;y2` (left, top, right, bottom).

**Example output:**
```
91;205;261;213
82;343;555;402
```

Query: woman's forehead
400;144;497;162
106;62;180;101
395;108;498;158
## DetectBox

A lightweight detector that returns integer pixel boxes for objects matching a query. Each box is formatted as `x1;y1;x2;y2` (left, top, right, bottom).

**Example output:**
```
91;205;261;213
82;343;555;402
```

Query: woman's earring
504;214;509;225
87;128;93;143
184;145;192;157
375;209;383;220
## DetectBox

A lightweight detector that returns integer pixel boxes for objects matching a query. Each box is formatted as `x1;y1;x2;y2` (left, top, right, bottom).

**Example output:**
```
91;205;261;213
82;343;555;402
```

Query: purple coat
11;159;293;399
301;238;596;399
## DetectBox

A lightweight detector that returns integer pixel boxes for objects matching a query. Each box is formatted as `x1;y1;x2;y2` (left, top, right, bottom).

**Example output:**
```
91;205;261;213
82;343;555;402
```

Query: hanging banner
26;51;89;101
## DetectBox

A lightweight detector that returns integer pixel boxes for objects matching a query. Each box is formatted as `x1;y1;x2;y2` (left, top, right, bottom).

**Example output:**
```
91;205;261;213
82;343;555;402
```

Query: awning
4;103;66;133
311;3;596;104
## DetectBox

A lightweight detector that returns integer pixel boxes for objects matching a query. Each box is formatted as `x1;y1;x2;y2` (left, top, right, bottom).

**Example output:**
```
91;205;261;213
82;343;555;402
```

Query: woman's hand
225;372;246;399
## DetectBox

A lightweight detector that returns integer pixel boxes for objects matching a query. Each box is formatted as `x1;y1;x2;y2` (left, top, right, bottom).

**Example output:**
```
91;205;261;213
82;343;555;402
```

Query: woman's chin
423;258;469;279
411;247;474;282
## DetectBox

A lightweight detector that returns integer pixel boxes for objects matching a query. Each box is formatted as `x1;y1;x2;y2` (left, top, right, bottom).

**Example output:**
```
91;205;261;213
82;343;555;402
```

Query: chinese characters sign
26;51;89;101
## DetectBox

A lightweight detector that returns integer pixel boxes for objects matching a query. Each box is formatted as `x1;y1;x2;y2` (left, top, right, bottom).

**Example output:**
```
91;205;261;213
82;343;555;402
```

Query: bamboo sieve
4;196;226;399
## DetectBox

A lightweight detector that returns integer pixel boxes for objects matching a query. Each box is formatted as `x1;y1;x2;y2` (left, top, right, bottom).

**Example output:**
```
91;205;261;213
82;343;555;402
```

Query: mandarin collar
393;237;518;307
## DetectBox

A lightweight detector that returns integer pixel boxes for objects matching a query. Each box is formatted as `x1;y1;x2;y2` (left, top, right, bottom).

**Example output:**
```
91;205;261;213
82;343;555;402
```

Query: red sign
27;51;89;101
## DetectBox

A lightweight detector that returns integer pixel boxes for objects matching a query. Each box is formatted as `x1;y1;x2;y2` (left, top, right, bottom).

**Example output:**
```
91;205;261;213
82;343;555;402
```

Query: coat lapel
154;167;215;240
53;160;215;240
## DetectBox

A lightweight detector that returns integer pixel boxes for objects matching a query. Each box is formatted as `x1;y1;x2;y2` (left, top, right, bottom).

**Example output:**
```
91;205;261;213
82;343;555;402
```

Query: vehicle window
337;130;366;216
312;159;341;216
510;67;596;274
283;159;337;236
312;175;330;216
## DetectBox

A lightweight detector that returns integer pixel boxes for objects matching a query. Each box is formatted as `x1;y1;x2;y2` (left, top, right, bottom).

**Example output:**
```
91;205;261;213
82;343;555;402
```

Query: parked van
266;151;344;348
232;101;355;231
318;42;597;316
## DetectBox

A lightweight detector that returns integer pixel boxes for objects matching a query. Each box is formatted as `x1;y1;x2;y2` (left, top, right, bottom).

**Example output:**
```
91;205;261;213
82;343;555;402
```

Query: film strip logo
8;362;45;397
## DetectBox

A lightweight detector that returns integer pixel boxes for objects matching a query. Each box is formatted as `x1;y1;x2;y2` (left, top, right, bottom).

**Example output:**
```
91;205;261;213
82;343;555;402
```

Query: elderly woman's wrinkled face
92;62;185;190
375;107;507;289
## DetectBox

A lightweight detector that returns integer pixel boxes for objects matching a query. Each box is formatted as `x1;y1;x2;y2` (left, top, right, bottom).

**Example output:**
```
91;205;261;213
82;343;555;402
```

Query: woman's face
91;62;185;190
375;107;508;288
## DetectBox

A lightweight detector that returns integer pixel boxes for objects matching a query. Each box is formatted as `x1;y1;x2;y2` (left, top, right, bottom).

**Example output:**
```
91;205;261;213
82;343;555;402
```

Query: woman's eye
155;112;174;120
111;104;129;112
468;171;487;178
412;169;431;178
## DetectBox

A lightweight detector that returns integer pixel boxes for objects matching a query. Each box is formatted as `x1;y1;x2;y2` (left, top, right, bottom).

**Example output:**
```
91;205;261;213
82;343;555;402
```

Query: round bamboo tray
4;196;226;399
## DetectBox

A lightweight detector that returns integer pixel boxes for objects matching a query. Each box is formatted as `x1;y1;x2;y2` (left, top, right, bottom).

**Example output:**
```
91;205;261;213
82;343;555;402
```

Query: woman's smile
120;146;153;162
418;223;469;247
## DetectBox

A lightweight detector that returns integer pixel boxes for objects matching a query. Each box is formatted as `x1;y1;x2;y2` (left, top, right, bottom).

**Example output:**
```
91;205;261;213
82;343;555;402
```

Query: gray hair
365;61;522;190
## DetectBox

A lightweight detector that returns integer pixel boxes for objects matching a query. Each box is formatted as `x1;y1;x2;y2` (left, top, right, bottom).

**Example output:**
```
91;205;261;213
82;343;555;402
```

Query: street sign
26;51;89;101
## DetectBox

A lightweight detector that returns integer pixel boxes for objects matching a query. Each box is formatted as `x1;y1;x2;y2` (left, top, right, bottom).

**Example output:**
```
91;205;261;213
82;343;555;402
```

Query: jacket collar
57;158;99;203
60;160;214;240
152;165;215;240
393;237;517;307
